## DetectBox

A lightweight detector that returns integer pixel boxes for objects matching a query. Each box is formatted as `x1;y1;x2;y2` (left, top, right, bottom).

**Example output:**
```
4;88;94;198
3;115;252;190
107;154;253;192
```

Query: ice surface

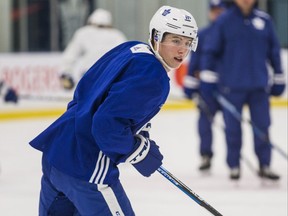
0;108;287;216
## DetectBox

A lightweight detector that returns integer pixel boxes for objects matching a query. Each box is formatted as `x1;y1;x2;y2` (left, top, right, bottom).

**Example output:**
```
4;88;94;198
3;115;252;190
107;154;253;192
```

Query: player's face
234;0;256;14
209;7;225;22
159;34;192;69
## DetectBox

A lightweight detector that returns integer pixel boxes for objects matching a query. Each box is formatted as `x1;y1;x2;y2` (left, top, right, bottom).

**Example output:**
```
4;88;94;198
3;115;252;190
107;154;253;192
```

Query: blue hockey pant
221;89;271;168
39;155;135;216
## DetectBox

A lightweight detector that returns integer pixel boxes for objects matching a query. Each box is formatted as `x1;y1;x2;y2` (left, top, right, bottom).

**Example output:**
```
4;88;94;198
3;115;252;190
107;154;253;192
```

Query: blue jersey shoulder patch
130;44;153;55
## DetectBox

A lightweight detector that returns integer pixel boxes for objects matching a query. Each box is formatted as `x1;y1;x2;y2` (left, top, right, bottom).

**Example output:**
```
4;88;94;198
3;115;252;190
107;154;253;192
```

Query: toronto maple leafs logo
162;9;171;16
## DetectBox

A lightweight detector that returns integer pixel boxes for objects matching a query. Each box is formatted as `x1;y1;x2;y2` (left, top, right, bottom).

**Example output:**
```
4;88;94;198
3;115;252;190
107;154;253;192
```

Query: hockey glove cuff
125;134;163;177
138;122;151;138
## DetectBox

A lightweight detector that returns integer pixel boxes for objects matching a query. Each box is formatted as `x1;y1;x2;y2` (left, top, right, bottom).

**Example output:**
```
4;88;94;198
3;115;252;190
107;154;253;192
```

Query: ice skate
199;155;211;171
258;166;280;181
230;167;240;180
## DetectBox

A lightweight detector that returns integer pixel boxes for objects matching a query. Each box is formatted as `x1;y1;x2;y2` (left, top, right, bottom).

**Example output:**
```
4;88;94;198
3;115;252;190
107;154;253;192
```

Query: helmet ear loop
155;40;160;53
154;31;161;51
155;40;174;71
150;31;161;55
149;30;173;71
191;37;198;52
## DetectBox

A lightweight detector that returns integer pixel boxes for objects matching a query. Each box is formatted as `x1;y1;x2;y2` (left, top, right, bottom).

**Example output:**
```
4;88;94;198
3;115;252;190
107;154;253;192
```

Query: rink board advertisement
0;52;191;101
0;53;72;99
0;50;287;117
1;50;288;99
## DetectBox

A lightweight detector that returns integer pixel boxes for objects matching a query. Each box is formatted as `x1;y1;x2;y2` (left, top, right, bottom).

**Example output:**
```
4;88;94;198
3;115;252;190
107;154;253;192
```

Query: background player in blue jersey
183;0;225;171
201;0;285;180
29;5;198;215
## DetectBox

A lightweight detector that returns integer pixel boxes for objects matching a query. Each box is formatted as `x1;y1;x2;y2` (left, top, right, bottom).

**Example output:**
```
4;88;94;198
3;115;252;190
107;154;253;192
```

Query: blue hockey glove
199;71;218;102
4;88;18;103
270;74;286;96
271;84;285;96
125;134;163;177
183;75;199;99
0;81;18;103
59;73;75;90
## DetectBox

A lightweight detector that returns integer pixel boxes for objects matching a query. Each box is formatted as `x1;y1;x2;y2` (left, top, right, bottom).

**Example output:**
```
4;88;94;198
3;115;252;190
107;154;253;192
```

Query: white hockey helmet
87;8;112;26
149;5;198;51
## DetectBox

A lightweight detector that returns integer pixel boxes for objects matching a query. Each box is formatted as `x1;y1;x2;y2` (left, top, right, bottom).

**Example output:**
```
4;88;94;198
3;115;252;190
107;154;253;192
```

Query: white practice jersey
61;25;127;80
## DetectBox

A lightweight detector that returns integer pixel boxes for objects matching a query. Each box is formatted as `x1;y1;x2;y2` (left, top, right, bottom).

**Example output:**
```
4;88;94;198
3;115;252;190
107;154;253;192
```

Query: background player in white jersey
30;5;198;215
59;8;127;90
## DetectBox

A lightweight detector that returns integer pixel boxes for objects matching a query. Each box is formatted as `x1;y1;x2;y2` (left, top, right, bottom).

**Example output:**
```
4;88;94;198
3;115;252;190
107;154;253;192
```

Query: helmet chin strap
149;40;175;72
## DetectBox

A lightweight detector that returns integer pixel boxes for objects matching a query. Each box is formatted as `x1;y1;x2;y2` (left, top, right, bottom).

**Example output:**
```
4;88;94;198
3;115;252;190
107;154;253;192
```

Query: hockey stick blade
157;166;223;216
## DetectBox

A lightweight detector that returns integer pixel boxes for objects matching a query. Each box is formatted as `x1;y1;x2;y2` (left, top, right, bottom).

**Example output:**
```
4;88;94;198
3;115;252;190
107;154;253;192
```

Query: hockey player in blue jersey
201;0;285;180
29;5;198;215
183;0;225;171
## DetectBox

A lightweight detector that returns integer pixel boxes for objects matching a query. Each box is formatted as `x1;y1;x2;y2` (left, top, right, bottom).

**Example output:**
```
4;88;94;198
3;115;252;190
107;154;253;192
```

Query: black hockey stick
215;93;288;160
195;94;220;125
157;166;223;216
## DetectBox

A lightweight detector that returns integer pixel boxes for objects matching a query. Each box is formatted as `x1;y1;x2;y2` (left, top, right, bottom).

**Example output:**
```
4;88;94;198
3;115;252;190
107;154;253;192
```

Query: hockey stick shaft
157;166;223;216
215;93;288;160
196;94;215;123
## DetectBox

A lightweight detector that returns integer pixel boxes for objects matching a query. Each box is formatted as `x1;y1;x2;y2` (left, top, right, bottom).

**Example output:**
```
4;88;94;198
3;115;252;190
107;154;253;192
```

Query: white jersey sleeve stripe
94;154;106;183
99;156;110;184
89;151;104;183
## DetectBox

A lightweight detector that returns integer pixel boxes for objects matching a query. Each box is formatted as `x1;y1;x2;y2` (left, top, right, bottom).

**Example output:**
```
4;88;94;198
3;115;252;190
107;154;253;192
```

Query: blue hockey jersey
30;41;170;184
202;5;283;90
